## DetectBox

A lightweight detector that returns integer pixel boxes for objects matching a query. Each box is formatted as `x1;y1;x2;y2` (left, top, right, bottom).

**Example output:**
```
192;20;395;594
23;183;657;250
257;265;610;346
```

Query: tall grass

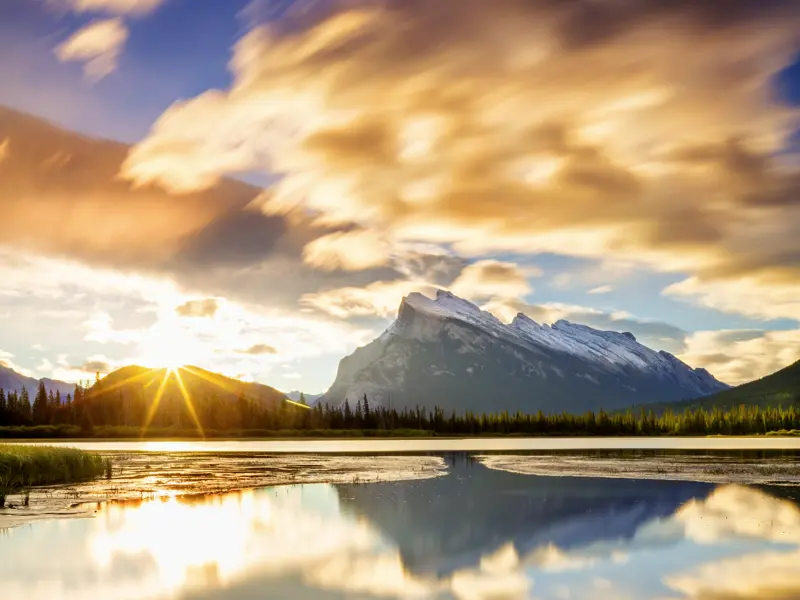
0;445;107;508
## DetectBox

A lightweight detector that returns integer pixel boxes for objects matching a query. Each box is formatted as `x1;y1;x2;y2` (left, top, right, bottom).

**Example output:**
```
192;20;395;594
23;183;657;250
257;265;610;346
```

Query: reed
0;445;106;508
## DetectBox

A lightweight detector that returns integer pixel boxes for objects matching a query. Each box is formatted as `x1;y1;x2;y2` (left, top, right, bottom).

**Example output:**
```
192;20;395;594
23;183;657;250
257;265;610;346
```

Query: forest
1;378;799;437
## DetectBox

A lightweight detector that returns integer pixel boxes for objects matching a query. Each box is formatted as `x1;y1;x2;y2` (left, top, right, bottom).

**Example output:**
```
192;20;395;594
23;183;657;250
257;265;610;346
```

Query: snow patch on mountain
321;289;728;413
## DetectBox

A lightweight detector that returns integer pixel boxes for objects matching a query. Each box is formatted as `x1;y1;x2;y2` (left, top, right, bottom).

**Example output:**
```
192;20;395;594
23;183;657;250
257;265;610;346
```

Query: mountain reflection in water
1;455;799;600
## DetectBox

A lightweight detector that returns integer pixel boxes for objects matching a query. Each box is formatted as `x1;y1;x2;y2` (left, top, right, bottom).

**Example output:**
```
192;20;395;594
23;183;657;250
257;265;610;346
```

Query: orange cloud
119;0;800;320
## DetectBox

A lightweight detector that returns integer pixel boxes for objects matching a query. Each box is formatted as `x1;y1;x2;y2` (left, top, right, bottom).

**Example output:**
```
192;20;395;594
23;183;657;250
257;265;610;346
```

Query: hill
76;365;298;430
658;360;800;413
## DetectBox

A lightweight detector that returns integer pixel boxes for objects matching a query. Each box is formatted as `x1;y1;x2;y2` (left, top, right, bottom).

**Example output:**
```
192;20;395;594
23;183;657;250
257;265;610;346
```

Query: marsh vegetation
0;445;107;507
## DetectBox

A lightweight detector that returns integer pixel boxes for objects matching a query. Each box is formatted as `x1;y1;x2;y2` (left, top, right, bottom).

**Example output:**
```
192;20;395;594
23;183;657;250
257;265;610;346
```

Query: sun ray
141;369;171;438
87;369;153;399
285;398;312;410
173;368;205;438
181;366;239;394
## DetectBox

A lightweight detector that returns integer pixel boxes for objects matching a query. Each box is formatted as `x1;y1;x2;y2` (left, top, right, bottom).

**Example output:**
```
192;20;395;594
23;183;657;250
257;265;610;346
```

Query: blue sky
1;0;800;392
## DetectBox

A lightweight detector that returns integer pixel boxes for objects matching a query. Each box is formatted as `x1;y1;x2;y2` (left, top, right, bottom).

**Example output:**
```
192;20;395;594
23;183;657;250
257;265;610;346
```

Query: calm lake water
2;450;800;599
11;436;800;452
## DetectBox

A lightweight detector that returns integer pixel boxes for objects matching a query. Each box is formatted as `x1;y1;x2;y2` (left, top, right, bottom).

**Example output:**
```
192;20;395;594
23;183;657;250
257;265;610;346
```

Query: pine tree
33;381;48;424
19;386;31;421
299;392;307;405
343;399;352;428
362;394;371;427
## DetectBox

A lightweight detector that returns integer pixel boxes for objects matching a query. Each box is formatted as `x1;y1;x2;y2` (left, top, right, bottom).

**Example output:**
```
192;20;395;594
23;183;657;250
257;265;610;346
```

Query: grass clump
0;445;107;508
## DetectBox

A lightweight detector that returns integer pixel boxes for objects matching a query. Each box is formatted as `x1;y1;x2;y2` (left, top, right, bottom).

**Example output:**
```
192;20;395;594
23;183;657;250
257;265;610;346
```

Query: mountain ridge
0;365;74;398
320;289;728;414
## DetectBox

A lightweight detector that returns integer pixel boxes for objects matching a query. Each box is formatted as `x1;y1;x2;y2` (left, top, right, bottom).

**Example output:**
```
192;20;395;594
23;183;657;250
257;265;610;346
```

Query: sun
136;321;197;371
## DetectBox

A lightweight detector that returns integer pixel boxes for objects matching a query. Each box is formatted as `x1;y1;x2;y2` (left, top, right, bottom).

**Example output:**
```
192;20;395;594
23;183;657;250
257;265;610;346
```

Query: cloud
54;18;128;81
76;359;113;373
175;298;220;318
121;0;800;321
302;230;391;271
301;279;435;318
83;311;143;345
237;343;278;355
588;285;614;295
450;260;539;302
665;276;800;322
678;328;800;385
666;549;800;600
0;106;407;317
663;485;800;599
61;0;166;16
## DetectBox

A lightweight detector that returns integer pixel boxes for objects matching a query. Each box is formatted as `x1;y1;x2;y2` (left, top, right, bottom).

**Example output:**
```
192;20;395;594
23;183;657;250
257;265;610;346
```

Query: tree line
1;381;800;436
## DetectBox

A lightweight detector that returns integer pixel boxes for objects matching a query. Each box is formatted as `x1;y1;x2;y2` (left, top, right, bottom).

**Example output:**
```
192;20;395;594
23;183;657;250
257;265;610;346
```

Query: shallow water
2;452;800;599
8;436;800;452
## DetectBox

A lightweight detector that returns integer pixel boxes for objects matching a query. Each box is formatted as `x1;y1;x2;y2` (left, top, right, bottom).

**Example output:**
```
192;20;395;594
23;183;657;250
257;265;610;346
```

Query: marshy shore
0;444;108;508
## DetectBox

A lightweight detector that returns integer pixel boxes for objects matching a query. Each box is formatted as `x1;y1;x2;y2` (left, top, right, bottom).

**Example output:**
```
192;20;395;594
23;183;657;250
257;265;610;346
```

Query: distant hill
285;391;323;404
77;365;297;430
94;365;288;405
0;365;74;398
644;360;800;413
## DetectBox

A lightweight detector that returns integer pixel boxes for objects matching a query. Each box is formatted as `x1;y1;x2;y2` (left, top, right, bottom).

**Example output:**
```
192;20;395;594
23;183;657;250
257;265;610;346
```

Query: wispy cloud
62;0;166;16
588;285;614;295
122;0;800;323
54;18;128;81
175;298;220;319
237;343;278;356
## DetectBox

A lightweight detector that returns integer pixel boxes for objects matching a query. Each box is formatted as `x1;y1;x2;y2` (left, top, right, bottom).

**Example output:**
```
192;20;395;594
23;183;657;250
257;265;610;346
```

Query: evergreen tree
33;381;48;424
19;386;30;421
343;399;352;428
362;394;371;427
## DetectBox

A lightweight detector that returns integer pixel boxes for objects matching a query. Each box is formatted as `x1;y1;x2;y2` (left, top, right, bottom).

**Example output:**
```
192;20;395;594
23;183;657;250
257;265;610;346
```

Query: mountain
337;458;712;578
285;391;323;404
93;365;288;405
75;365;295;429
320;290;728;414
653;359;800;413
0;365;74;398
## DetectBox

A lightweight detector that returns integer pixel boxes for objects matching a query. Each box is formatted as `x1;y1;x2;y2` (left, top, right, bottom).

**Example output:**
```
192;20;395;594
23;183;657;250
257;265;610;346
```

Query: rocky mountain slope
321;290;728;414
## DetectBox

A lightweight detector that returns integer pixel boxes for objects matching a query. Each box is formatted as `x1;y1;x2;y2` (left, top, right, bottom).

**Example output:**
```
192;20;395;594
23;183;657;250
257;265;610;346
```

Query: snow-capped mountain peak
321;289;728;414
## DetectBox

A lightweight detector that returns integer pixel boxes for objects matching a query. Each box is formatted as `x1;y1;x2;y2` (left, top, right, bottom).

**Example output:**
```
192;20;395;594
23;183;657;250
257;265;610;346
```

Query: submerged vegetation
1;397;800;438
0;445;107;507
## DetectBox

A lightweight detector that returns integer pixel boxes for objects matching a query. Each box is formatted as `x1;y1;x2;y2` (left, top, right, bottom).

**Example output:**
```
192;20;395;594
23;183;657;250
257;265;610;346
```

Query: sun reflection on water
90;491;268;589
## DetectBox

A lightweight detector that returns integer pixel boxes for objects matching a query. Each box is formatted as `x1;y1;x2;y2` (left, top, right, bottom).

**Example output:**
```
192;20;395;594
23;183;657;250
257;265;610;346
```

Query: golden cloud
450;260;539;301
678;329;800;385
121;0;800;320
301;279;435;319
665;485;800;599
302;230;391;271
175;298;220;318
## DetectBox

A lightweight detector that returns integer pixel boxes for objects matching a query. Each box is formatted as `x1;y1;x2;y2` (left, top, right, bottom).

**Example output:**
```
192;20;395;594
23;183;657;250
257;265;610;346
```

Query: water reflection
1;457;799;599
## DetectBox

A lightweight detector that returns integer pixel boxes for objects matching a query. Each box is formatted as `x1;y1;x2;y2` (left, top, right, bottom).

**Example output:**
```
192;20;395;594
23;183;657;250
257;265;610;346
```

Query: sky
1;0;800;393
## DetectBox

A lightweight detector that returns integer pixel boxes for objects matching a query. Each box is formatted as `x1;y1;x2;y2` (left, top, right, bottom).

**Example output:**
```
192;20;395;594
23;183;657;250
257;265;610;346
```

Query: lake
10;436;800;452
2;444;800;599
